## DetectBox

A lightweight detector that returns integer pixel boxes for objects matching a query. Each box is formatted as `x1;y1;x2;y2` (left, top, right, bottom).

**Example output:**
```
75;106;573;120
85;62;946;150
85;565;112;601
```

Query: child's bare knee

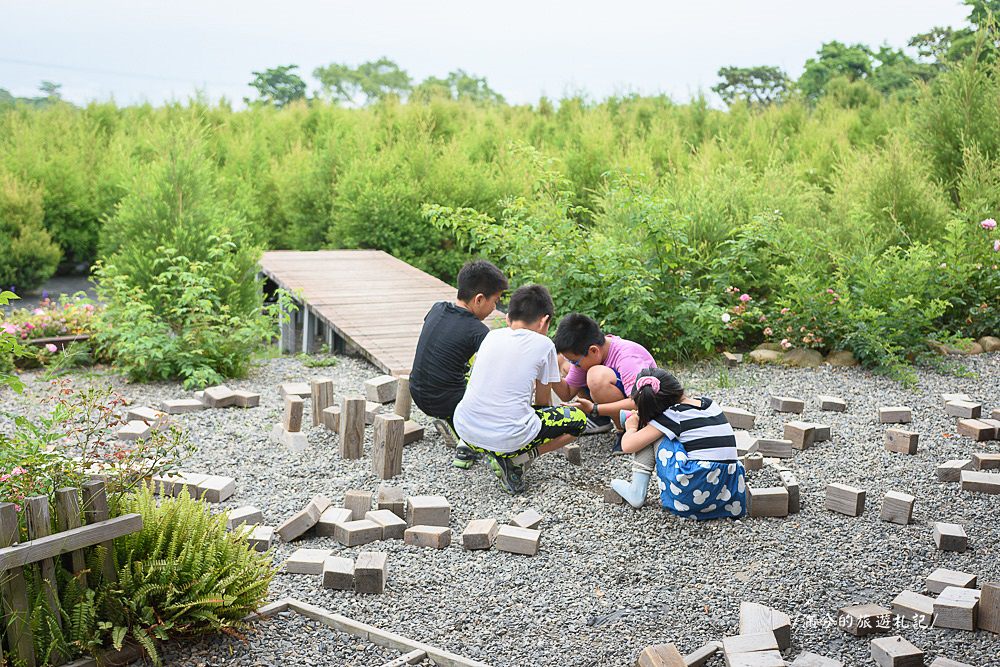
587;365;624;400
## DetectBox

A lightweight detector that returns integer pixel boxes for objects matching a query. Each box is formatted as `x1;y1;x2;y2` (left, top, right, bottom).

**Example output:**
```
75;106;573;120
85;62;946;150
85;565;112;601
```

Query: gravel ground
5;351;1000;666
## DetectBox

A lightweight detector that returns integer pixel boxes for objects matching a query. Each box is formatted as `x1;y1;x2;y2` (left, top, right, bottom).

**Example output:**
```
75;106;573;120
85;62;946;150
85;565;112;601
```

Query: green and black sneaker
485;451;526;495
451;442;481;469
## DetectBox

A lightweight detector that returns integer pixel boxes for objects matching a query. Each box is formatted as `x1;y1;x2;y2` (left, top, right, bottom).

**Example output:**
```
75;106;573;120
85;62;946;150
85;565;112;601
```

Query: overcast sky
0;1;973;107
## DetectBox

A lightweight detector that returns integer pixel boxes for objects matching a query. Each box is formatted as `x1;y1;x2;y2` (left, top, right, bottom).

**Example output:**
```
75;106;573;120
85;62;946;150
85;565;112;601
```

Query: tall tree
312;57;411;105
411;70;505;104
798;41;873;100
246;65;307;108
712;66;790;106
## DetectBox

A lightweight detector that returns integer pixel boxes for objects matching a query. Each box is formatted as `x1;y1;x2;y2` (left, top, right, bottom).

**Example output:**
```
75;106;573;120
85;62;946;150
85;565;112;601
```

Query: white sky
0;1;973;107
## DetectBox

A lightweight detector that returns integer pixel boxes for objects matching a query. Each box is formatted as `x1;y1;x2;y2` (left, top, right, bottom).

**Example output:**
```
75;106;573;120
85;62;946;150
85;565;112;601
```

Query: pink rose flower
721;313;731;323
981;218;997;230
2;323;16;335
739;294;752;303
780;307;790;315
763;327;773;336
45;343;58;353
994;239;1000;252
780;338;792;350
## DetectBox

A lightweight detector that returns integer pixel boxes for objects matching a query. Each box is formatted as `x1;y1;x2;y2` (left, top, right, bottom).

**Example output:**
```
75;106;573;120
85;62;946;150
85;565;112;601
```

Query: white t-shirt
453;327;562;452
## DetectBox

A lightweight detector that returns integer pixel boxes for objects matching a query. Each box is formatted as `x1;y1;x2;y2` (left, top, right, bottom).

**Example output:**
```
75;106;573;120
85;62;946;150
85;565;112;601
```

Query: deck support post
303;307;317;354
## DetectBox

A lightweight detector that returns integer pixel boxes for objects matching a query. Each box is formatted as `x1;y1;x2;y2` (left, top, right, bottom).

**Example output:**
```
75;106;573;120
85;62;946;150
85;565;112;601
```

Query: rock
979;335;1000;352
782;348;824;368
825;350;858;366
755;342;784;352
749;349;784;364
968;342;985;354
929;339;983;355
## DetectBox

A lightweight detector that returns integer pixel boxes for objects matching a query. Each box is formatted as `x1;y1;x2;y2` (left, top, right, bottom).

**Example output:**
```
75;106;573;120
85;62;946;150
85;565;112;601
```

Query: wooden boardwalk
259;250;498;376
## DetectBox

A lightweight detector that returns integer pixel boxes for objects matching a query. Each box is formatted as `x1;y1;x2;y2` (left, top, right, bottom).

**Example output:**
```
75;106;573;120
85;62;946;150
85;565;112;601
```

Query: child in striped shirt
614;368;746;518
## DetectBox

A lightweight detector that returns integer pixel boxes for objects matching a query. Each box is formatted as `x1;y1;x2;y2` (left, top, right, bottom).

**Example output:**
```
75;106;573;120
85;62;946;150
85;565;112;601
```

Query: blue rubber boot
611;470;651;509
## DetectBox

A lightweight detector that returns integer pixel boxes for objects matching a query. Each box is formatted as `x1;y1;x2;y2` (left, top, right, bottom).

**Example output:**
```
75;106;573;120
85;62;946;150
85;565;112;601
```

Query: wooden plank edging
0;514;142;572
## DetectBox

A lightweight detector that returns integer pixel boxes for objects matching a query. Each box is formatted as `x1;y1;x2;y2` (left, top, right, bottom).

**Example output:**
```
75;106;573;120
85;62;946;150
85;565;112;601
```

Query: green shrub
0;171;62;291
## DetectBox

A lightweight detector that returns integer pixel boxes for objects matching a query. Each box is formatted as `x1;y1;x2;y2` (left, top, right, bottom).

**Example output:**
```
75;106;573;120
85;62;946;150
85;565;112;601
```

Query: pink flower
780;307;790;315
981;218;997;230
994;239;1000;252
2;323;16;335
45;343;57;353
739;294;752;303
721;313;731;323
11;467;26;476
32;308;44;315
763;327;773;336
780;338;792;350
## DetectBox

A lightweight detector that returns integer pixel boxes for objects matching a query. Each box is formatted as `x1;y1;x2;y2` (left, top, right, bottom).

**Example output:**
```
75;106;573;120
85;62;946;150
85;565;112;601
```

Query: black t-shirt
409;302;490;419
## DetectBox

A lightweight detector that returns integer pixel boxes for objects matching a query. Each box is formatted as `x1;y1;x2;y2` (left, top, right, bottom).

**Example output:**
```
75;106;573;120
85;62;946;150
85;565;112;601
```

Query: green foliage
1;290;25;390
713;66;790;106
0;170;62;291
246;65;308;108
313;57;412;105
798;41;874;99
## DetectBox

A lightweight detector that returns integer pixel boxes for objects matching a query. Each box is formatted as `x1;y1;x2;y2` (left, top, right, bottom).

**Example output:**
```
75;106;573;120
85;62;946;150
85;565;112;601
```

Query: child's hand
569;397;593;415
624;411;639;431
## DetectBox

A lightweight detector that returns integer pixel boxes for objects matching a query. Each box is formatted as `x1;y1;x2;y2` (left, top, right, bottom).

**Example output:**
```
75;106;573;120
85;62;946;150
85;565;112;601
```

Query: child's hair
552;313;605;355
630;367;684;427
457;260;508;302
507;284;554;324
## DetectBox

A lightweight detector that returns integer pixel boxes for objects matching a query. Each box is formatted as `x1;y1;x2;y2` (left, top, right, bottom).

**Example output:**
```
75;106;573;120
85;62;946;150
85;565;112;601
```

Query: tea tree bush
0;170;62;291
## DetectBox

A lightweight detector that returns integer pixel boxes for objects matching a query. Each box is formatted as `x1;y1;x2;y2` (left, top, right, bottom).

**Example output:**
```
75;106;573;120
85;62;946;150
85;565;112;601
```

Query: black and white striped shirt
649;397;738;461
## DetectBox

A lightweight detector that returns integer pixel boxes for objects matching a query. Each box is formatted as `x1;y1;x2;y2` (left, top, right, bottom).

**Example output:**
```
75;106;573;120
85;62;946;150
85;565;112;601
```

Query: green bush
0;171;62;291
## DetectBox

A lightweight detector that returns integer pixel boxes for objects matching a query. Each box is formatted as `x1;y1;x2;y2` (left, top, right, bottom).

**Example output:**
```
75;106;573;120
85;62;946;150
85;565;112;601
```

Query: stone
825;350;858;366
879;491;914;525
754;439;793;458
941;392;973;404
725;650;785;667
282;395;305;432
747;486;788;518
372;413;405;480
495;525;541;556
393;375;412;420
742;453;764;471
117;420;151;441
364;375;398;403
232;390;260;408
782;348;823;367
776;469;800;514
721;406;756;430
817;395;846;412
825;483;865;516
339;396;365;459
161;398;205;414
284;548;331;574
226;505;263;531
784;421;815;450
511;508;543;530
960;469;1000;494
936;459;972;482
321;405;340;431
980;582;1000;634
365;509;407;540
748;349;783;364
957;418;996;441
926;568;976;594
933;586;980;631
870;636;922;667
884;429;918;455
403;420;425;444
202;385;237;408
979;335;1000;352
343;489;373;521
275;495;331;542
462;519;499;550
377;485;406;519
945;400;982;419
334;519;382;547
322;556;354;590
770;396;805;413
406;495;450;527
636;643;685;667
354;551;387;594
310;377;335;427
365;400;382;425
791;653;843;667
878;407;911;424
315;507;352;537
245;525;273;552
196;475;235;503
404;525;451;549
929;659;972;667
269;422;309;453
973;452;1000;470
838;603;893;636
933;522;967;552
604;487;624;504
890;590;934;626
279;382;311;399
721;631;779;655
739;602;791;651
126;406;168;428
722;351;742;367
151;472;207;498
562;443;582;465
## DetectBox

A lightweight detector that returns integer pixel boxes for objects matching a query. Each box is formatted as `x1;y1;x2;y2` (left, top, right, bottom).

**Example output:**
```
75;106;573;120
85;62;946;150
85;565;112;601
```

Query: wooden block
151;472;207;497
926;568;976;594
275;495;331;542
322;556;354;590
945;400;982;419
404;525;451;549
722;406;757;430
316;506;352;537
562;442;582;465
403;420;425;444
929;659;973;667
203;385;237;408
406;495;450;527
870;636;922;667
885;429;919;455
879;406;912;424
933;586;980;631
162;398;205;414
776;470;800;514
117;420;151;441
462;518;499;550
339;396;365;459
937;459;972;482
372;413;405;480
270;422;309;452
684;641;721;667
511;508;543;530
343;489;373;521
365;509;407;540
722;630;778;655
495;525;541;555
739;602;791;651
636;643;685;667
956;418;995;441
365;400;382;425
283;395;304;432
245;525;273;552
890;590;934;626
377;485;406;519
742;453;763;471
973;452;1000;470
784;421;815;450
604;486;624;504
838;603;893;636
941;392;972;404
791;653;843;667
879;491;914;525
321;405;340;431
933;522;967;552
724;650;785;667
393;375;412;419
825;483;865;517
279;382;311;398
817;395;846;412
334;519;382;547
126;406;168;427
770;395;805;413
722;351;742;367
284;547;331;574
979;581;1000;633
981;417;1000;437
233;390;260;408
994;407;1000;420
226;505;263;531
960;469;1000;494
754;439;793;458
809;423;831;442
310;377;335;427
365;375;398;403
748;486;788;518
196;474;235;503
354;551;387;594
735;431;758;457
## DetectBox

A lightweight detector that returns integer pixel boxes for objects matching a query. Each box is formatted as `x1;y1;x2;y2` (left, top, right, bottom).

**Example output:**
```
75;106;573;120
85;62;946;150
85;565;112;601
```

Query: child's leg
611;441;656;509
509;406;587;465
586;365;627;427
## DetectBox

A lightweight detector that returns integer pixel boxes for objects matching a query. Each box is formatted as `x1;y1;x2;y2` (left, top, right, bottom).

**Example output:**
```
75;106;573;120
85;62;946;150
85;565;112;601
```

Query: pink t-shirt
564;335;657;396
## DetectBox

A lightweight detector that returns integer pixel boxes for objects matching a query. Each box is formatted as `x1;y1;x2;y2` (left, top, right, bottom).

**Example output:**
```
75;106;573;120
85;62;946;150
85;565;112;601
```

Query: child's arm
551;379;581;402
621;412;663;454
569;396;636;419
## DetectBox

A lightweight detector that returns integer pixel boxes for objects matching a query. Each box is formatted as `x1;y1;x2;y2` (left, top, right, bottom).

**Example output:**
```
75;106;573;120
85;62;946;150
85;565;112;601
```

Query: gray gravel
5;351;1000;666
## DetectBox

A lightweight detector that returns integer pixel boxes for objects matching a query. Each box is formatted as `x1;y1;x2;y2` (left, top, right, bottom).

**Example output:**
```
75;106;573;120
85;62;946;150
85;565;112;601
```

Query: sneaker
583;415;614;435
451;442;481;469
485;452;526;495
432;418;459;448
611;431;626;456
